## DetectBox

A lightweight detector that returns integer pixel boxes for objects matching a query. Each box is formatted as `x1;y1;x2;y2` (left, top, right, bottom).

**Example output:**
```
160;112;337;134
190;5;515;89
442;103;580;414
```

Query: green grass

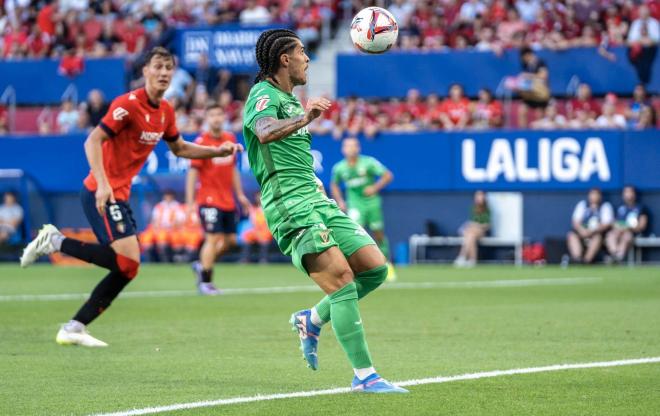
1;264;659;415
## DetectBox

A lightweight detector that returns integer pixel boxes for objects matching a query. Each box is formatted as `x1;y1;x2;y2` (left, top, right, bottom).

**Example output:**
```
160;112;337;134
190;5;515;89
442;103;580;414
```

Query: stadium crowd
0;0;335;59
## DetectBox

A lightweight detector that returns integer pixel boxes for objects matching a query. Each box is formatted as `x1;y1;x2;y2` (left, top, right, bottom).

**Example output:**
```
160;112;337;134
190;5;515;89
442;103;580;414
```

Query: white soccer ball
350;7;399;54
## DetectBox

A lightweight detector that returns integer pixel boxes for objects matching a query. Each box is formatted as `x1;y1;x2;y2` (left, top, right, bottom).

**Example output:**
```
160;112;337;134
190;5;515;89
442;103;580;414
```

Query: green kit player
243;29;407;393
330;138;395;280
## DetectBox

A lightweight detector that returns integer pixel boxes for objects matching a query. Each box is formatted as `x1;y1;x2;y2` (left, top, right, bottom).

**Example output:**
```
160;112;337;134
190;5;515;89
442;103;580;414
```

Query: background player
330;138;395;280
19;47;242;347
243;29;406;393
186;103;250;295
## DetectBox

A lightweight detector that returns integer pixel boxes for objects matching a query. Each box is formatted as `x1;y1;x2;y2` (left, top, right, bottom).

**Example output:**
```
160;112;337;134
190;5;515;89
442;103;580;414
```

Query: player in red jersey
185;102;250;295
19;47;243;347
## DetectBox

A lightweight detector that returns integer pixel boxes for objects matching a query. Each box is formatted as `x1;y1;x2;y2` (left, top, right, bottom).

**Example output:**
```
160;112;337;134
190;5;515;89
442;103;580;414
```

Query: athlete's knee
116;253;140;279
328;266;354;292
355;264;388;299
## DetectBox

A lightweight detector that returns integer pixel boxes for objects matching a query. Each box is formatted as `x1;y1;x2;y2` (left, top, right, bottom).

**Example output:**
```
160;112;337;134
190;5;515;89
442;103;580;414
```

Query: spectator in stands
81;89;108;128
512;47;550;127
439;84;470;130
566;83;600;121
454;190;490;268
471;88;503;129
567;108;596;129
390;0;415;29
531;100;567;129
625;84;652;127
390;110;418;132
294;0;323;52
515;0;541;24
566;188;613;264
239;192;272;264
164;60;194;102
56;98;80;133
140;190;185;263
239;0;272;25
595;97;627;129
0;191;23;246
627;4;659;85
635;105;657;129
459;0;487;23
606;186;648;263
0;105;8;135
497;8;526;47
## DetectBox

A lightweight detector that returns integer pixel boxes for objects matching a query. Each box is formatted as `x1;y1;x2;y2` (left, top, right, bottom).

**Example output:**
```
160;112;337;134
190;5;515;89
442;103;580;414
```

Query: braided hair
254;29;300;84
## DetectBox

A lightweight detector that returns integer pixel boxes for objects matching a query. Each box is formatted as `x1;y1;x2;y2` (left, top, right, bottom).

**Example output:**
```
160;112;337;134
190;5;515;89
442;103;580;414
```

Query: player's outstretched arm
184;167;199;216
84;126;115;215
167;136;243;159
254;97;331;144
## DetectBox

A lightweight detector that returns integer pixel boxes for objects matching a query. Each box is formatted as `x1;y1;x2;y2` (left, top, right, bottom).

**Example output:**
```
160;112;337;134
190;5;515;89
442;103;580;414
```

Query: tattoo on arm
255;116;307;144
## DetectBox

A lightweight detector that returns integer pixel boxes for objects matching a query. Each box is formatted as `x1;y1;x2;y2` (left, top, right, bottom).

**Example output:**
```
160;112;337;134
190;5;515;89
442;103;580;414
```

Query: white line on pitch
89;356;660;416
0;277;601;302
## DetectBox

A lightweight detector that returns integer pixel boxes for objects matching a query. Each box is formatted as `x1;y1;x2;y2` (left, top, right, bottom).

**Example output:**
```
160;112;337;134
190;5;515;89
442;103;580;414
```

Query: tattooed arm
254;97;331;144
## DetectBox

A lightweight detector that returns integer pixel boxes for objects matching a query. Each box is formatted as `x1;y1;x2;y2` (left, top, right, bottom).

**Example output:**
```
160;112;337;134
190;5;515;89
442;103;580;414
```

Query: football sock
354;367;377;380
201;269;213;283
72;271;132;325
312;265;388;325
377;237;390;260
329;282;373;369
310;306;325;327
60;238;120;271
64;319;85;332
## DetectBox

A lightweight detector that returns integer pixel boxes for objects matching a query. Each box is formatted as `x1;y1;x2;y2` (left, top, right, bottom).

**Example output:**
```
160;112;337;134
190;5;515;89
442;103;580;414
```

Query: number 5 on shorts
109;205;123;222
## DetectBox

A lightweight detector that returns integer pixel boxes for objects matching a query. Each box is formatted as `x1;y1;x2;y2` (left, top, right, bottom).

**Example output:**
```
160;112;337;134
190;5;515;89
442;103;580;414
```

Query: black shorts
81;187;137;245
198;206;237;234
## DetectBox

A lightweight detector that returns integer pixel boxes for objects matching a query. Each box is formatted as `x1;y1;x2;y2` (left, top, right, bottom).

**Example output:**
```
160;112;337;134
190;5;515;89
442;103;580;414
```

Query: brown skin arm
185;166;199;211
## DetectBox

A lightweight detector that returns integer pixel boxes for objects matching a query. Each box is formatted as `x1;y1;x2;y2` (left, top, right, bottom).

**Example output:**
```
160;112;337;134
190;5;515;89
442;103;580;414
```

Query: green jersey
331;156;387;207
243;81;326;231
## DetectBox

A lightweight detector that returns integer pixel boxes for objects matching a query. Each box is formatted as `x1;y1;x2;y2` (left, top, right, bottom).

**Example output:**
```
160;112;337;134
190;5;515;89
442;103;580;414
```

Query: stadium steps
306;22;353;99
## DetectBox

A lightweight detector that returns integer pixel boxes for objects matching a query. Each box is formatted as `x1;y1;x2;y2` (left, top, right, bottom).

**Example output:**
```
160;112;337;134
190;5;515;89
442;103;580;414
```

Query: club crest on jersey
255;95;270;112
113;107;128;121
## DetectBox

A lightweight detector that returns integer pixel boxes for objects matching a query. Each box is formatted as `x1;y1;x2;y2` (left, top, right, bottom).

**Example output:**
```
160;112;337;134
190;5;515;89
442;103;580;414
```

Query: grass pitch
1;264;659;415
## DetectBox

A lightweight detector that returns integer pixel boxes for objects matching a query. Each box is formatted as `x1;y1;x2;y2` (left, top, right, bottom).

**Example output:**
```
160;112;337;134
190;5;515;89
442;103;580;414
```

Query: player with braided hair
243;29;407;393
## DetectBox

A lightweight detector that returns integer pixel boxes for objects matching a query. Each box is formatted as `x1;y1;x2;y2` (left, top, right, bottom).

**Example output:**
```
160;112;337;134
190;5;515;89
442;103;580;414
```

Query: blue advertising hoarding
337;47;660;98
175;24;289;72
0;130;656;193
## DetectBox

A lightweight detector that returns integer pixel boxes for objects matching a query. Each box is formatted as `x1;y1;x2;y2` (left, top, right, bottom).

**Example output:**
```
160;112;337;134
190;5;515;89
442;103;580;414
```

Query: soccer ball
350;7;399;54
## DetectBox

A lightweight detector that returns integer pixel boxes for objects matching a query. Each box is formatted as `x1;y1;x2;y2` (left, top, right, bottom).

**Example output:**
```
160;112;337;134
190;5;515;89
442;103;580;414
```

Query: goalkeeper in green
330;138;395;280
242;29;407;393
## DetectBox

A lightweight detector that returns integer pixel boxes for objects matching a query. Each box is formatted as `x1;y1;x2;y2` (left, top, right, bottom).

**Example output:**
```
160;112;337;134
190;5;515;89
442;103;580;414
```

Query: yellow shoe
386;263;397;282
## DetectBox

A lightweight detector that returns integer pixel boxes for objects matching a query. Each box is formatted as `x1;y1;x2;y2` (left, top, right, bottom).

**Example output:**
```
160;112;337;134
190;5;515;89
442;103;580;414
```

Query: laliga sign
462;137;611;183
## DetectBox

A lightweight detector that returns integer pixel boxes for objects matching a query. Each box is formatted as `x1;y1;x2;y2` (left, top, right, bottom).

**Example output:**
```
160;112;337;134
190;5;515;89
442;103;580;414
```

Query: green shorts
273;200;376;274
347;203;384;231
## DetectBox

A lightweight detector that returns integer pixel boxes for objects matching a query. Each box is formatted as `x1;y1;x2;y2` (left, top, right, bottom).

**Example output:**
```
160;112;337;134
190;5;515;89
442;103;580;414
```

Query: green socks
312;265;388;325
329;282;373;369
377;236;390;260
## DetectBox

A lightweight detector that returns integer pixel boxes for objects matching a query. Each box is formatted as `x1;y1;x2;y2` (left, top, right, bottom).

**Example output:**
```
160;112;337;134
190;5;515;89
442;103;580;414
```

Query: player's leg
617;230;634;262
566;231;584;262
584;233;603;264
55;189;140;346
195;232;222;295
605;229;619;259
304;246;406;393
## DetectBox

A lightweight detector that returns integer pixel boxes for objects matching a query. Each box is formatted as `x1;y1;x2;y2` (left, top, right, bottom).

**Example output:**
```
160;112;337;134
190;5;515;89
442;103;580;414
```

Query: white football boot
20;224;62;267
56;323;108;347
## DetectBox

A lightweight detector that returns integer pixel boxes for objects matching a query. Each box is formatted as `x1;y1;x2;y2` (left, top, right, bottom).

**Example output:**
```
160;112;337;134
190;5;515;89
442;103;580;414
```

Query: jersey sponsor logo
255;95;270;112
139;131;164;145
113;107;129;121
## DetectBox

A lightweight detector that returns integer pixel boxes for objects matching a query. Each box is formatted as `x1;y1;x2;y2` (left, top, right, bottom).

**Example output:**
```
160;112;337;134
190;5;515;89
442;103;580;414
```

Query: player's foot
20;224;61;268
191;260;203;284
351;373;409;393
56;323;108;347
289;309;321;370
386;263;397;282
198;282;221;296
